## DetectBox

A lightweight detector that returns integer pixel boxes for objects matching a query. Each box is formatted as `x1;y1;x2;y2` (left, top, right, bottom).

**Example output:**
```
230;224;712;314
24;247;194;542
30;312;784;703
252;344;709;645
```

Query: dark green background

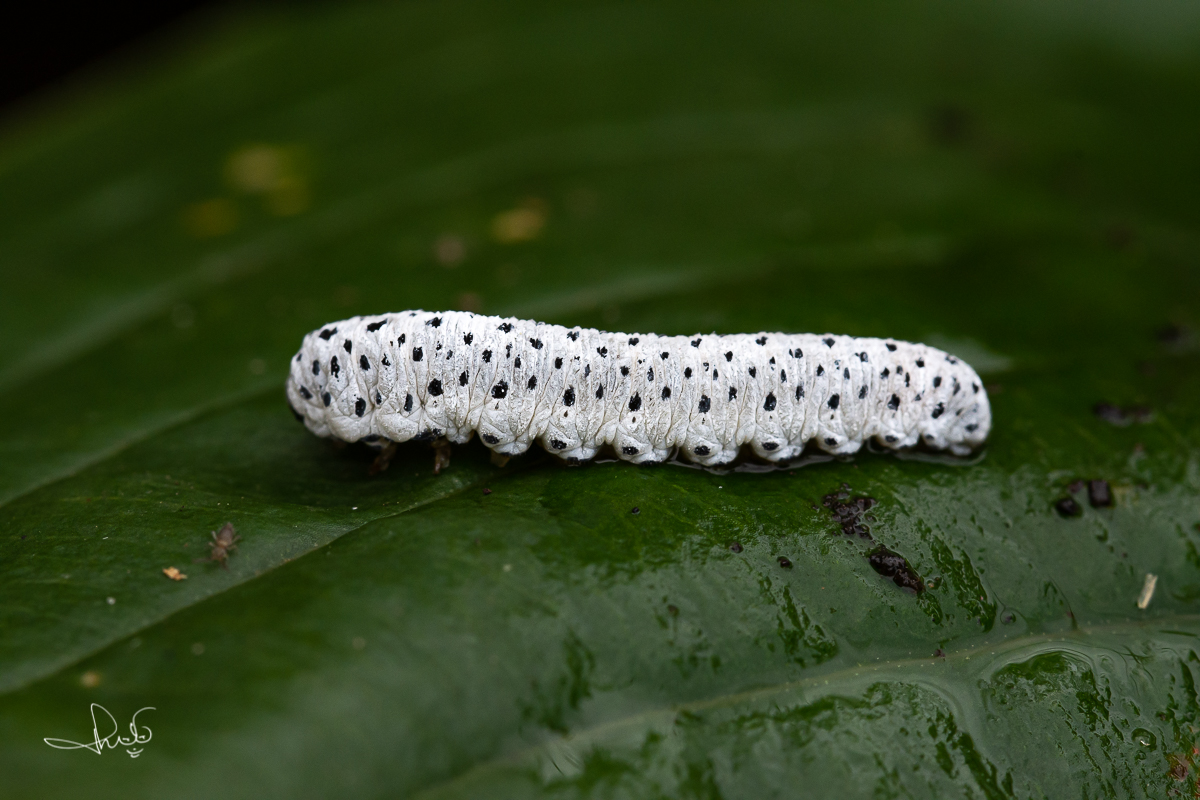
1;1;1199;797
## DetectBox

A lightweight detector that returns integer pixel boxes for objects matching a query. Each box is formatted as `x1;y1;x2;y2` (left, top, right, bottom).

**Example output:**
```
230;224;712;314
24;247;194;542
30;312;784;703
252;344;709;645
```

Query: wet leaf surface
2;1;1200;797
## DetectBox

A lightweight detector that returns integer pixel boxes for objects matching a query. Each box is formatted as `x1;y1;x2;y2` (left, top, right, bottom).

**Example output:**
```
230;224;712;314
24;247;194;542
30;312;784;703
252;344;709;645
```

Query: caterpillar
287;310;991;465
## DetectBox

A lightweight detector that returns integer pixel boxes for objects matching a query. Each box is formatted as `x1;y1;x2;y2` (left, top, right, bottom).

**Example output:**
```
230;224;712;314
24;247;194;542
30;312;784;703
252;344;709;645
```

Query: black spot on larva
916;358;925;367
527;375;537;390
629;393;642;412
946;355;958;364
823;337;835;347
367;320;386;332
763;442;778;451
597;347;608;357
595;384;605;399
620;365;630;377
757;336;768;345
769;357;775;364
868;546;923;593
492;381;509;399
514;356;521;369
331;356;340;377
828;394;840;409
933;376;942;388
931;402;945;419
858;385;867;399
412;347;423;362
661;386;671;400
887;394;900;410
375;391;382;404
343;340;353;355
477;349;490;365
319;328;336;340
953;379;961;395
843;368;850;380
463;332;473;345
553;356;562;369
497;322;512;333
781;369;787;382
311;359;320;376
427;317;441;328
684;367;692;378
525;338;541;351
764;392;777;411
972;382;979;394
886;343;897;351
459;371;469;386
795;385;804;400
724;351;733;362
698;395;711;413
628;337;639;346
360;355;370;370
482;433;500;445
694;445;710;456
905;373;911;387
355;398;366;417
563;387;575;406
1055;497;1082;517
505;343;512;358
660;351;669;359
427;379;443;396
691;338;702;347
712;369;718;379
885;435;897;443
748;366;756;378
647;367;654;381
816;365;825;376
398;333;406;344
965;423;978;432
322;392;331;407
299;386;312;400
404;393;413;412
381;355;390;366
880;367;890;378
550;439;566;450
728;387;737;401
621;446;639;455
858;352;868;362
825;437;837;445
1088;479;1112;508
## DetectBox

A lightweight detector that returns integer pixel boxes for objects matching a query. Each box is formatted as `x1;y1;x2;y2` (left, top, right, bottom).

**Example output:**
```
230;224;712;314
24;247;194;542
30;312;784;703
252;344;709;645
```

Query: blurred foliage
1;1;1200;797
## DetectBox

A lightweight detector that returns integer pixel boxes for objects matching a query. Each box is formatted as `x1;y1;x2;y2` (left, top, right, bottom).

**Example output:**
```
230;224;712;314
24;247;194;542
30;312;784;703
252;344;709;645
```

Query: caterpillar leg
432;437;452;474
368;441;398;475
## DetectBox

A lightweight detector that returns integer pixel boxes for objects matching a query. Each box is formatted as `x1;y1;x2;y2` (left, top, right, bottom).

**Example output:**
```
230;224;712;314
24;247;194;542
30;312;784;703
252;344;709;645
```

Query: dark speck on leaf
1067;479;1085;494
631;506;640;515
1001;612;1015;624
1055;497;1082;517
934;648;946;658
868;546;923;592
667;604;678;616
778;556;792;569
1088;479;1112;508
822;489;876;537
729;541;743;553
482;488;492;495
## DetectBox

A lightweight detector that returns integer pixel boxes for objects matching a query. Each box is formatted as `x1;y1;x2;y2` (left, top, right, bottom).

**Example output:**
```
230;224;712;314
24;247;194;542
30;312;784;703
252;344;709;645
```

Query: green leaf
3;1;1200;797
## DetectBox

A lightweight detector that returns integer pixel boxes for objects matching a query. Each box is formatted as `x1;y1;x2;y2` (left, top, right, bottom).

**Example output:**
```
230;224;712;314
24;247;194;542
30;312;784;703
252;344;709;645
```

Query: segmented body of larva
287;310;991;464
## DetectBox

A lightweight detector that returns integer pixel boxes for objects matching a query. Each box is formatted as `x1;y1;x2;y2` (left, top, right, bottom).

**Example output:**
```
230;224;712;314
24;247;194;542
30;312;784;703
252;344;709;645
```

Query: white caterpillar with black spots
287;310;991;464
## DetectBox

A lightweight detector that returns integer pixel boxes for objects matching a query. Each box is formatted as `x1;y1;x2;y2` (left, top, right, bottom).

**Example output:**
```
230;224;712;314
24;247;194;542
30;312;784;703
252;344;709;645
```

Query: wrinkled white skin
287;310;991;465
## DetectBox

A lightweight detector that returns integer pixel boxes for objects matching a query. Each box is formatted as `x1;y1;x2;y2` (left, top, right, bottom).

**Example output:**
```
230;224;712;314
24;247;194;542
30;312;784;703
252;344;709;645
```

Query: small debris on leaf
162;567;187;581
728;541;743;553
1092;402;1153;426
482;487;492;495
778;556;793;569
1055;497;1082;518
1088;479;1112;508
867;546;923;593
630;506;640;515
1137;573;1158;610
